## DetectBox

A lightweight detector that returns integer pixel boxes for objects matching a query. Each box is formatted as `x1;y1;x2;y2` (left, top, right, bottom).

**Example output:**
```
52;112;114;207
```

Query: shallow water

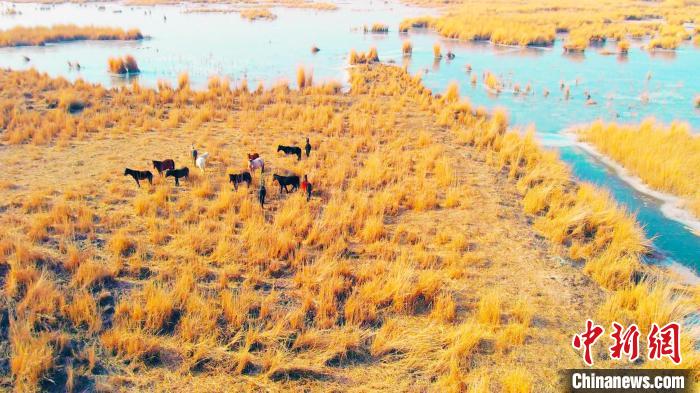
1;0;698;275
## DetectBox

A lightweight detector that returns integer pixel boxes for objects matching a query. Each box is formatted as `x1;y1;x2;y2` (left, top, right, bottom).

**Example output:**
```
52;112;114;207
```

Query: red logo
572;319;605;366
573;321;682;366
609;322;640;362
647;322;682;364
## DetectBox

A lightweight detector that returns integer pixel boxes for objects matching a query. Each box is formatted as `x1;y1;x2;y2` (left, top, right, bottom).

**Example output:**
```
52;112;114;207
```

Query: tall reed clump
0;24;142;47
577;119;700;218
239;8;276;21
348;47;379;65
617;39;630;54
483;71;501;93
433;43;441;59
365;23;388;33
108;55;139;74
296;66;313;90
402;40;412;57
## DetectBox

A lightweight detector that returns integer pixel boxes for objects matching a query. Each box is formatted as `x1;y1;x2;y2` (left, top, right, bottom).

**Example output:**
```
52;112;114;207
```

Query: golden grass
0;24;142;47
433;42;441;59
0;64;697;391
10;321;54;391
483;71;501;93
577;119;700;218
239;7;276;21
402;40;412;56
108;55;140;74
365;23;389;33
400;0;700;50
296;66;313;90
476;291;501;327
617;39;630;53
349;47;379;65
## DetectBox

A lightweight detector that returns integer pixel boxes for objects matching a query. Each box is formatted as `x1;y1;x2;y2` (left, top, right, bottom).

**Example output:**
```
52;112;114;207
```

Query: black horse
277;145;302;161
124;168;153;188
165;167;189;186
229;172;252;190
273;174;300;193
305;138;311;158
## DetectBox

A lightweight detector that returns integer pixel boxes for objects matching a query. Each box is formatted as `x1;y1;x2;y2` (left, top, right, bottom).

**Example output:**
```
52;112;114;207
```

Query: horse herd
123;138;314;207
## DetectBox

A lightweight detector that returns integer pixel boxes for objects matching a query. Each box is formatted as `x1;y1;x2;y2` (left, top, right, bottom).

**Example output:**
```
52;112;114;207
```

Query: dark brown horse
124;168;153;188
153;159;175;176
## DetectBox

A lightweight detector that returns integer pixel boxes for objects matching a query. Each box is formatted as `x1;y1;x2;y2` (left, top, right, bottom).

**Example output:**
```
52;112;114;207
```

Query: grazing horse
195;152;209;173
249;157;265;173
277;145;302;161
153;159;175;176
124;168;153;188
247;153;260;161
305;138;311;158
165;167;189;186
229;172;252;190
273;174;300;193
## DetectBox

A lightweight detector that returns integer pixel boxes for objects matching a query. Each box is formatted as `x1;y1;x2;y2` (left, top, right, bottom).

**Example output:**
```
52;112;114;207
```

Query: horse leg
175;177;179;186
135;178;140;188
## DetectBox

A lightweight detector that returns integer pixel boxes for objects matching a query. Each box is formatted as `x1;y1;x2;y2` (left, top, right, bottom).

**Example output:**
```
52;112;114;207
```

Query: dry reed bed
577;120;700;218
239;7;276;20
399;0;700;50
124;0;338;9
0;65;697;392
0;25;142;47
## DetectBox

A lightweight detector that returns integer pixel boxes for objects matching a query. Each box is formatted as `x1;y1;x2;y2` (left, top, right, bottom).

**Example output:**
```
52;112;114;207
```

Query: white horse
249;157;264;173
196;152;209;173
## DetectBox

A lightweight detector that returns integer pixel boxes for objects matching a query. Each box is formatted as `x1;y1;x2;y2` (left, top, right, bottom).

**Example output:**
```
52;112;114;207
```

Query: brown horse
153;159;175;176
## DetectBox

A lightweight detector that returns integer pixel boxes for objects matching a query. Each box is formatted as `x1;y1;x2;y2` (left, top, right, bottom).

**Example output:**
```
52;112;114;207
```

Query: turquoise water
1;1;698;276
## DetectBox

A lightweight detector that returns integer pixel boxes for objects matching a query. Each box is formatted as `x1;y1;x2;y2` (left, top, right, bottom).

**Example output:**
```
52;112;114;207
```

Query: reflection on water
0;0;698;274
